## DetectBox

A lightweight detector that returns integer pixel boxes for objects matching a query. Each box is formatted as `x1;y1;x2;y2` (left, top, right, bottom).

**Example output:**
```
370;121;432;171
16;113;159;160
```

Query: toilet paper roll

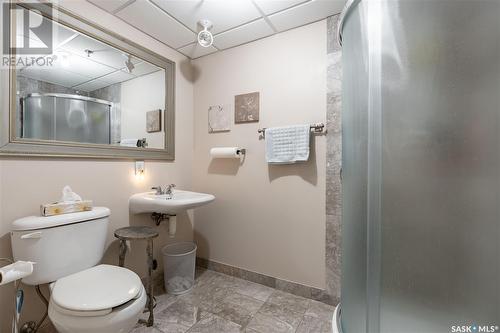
0;261;34;286
210;147;241;158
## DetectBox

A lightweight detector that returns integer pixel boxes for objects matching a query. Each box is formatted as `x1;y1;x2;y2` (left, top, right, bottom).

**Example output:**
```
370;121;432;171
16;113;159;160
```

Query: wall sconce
135;161;145;178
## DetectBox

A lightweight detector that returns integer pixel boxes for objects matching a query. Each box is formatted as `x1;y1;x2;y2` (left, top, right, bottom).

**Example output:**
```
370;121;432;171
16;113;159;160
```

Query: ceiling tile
99;69;135;84
253;0;310;15
128;61;162;76
60;35;139;70
15;8;77;49
19;67;90;88
151;0;261;34
177;43;217;59
56;53;116;78
213;18;274;50
15;35;46;49
268;0;344;32
115;0;196;49
73;78;112;92
87;0;132;13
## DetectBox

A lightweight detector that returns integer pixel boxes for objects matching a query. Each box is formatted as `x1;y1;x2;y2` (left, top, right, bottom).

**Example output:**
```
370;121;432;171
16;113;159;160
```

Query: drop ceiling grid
86;0;344;59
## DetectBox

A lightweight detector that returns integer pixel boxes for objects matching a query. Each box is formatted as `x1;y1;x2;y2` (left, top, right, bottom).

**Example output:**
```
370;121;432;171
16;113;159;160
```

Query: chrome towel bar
257;123;325;136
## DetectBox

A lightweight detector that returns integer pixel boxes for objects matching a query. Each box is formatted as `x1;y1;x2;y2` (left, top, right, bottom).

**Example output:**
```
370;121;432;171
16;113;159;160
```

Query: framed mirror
0;2;175;160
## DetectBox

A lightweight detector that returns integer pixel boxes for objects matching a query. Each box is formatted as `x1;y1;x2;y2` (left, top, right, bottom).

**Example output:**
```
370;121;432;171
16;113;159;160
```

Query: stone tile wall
325;14;342;305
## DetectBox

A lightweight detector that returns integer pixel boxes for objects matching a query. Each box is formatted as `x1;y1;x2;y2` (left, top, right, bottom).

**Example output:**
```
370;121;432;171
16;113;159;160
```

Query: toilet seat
48;283;147;333
51;264;143;316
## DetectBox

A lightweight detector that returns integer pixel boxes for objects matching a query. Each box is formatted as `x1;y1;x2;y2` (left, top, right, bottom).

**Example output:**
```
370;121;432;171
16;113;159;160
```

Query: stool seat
114;226;159;240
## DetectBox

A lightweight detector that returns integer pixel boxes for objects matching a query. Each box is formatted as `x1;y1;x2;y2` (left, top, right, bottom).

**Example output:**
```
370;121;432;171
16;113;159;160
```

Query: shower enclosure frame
336;1;383;332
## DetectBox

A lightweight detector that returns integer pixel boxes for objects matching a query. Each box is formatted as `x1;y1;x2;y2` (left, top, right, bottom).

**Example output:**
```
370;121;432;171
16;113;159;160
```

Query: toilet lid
51;264;142;311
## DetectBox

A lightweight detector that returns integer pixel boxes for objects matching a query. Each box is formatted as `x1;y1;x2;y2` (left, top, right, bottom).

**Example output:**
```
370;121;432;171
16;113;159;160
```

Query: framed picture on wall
146;109;162;133
208;104;231;133
235;92;259;123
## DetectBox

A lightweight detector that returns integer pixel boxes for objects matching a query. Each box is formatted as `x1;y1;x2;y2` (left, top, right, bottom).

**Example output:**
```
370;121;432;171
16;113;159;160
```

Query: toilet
11;207;146;333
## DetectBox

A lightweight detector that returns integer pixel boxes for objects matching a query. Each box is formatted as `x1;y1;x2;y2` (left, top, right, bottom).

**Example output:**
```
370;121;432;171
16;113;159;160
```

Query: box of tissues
40;186;93;217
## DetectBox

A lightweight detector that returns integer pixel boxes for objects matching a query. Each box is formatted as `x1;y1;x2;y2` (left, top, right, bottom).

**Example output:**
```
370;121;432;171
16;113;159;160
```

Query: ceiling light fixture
84;49;94;57
197;19;213;48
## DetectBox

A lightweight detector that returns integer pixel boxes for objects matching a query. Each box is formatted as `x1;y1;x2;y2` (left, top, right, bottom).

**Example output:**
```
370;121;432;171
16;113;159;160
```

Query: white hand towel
120;138;140;147
265;125;310;164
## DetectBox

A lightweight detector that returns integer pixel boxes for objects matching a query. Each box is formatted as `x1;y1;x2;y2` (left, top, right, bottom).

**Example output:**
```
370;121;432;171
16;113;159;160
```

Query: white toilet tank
11;207;110;285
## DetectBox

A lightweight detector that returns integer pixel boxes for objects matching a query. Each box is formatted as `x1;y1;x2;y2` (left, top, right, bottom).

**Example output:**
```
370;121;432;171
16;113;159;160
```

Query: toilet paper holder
210;147;246;158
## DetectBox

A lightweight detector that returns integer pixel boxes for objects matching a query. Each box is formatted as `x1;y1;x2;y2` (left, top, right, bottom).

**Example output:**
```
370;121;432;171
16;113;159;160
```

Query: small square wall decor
235;92;259;123
146;109;161;133
208;104;231;133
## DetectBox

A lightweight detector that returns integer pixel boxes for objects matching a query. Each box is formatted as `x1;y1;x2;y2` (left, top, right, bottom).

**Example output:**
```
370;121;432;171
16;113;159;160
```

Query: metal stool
114;226;159;327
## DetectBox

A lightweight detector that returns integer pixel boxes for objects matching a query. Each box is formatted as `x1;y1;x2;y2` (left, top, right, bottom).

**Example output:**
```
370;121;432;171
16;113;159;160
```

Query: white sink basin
129;190;215;214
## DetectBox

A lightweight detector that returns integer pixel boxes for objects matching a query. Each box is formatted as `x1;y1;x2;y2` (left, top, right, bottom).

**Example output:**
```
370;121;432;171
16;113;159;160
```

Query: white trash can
162;242;197;295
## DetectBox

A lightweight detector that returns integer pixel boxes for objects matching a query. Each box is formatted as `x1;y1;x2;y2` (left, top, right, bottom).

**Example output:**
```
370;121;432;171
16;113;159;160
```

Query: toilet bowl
48;265;146;333
11;208;146;333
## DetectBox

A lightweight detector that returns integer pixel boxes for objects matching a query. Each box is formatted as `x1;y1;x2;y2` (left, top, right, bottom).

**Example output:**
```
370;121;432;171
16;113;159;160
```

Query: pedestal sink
129;190;215;214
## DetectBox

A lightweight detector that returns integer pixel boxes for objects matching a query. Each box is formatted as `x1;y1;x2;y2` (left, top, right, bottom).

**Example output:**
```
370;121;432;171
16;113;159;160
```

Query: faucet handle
151;186;162;195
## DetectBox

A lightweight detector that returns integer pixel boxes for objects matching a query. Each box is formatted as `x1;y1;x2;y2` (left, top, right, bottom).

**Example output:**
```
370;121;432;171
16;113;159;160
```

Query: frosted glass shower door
341;0;500;332
22;94;111;145
378;1;499;331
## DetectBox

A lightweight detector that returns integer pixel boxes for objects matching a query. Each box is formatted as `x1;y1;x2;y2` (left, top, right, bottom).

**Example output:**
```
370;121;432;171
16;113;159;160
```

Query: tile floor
132;268;335;333
39;268;335;333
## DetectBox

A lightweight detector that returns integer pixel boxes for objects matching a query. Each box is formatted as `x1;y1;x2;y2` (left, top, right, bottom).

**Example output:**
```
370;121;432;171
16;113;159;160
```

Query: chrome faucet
151;184;176;198
151;186;164;195
164;184;176;198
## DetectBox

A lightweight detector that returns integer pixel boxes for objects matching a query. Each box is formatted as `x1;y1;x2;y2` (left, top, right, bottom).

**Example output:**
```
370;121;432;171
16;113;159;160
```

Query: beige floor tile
305;299;335;322
211;292;264;326
296;315;332;333
266;290;310;314
155;299;202;328
187;313;241;333
245;313;295;333
257;302;303;329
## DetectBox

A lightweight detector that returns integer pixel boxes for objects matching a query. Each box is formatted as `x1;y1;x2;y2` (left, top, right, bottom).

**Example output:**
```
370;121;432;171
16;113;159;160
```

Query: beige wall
0;1;195;331
0;5;329;330
121;71;165;149
192;21;327;289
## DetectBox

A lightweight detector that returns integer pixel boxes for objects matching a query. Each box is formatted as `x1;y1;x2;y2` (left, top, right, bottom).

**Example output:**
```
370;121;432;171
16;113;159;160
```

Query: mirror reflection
14;7;166;149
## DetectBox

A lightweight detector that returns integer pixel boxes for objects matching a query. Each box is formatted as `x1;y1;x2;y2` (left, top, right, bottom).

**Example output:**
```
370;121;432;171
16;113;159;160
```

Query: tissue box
40;200;93;217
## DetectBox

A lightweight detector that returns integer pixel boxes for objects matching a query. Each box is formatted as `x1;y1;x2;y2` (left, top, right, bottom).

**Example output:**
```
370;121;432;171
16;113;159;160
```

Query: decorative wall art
235;92;259;123
146;109;161;133
208;104;231;133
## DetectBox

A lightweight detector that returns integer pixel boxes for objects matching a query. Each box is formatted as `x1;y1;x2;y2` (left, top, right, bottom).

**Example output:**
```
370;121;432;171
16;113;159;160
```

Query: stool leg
118;239;127;267
146;239;154;326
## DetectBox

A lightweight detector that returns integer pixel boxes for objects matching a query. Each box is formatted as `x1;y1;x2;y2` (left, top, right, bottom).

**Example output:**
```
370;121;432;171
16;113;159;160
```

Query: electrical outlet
135;161;145;176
